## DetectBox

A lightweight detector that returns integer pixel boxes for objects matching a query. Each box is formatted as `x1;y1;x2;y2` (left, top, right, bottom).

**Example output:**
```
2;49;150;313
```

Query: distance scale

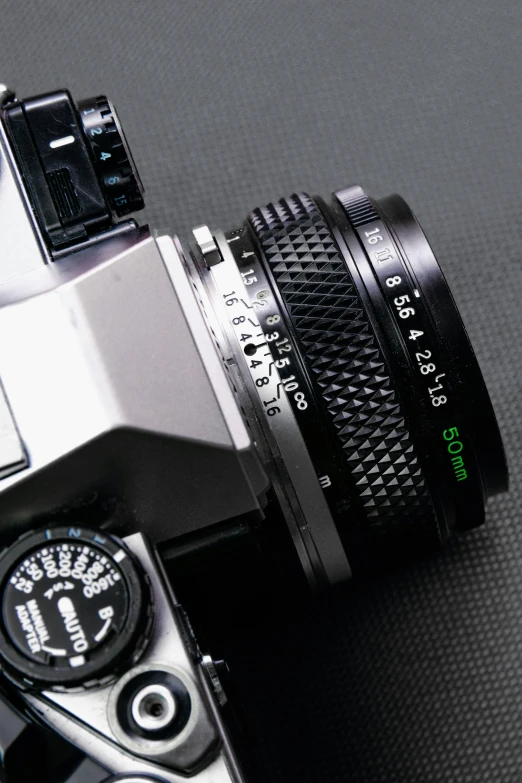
209;229;353;584
222;228;358;513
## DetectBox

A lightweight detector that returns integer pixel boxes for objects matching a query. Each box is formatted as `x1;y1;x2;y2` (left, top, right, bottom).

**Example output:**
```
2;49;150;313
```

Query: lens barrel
233;187;508;574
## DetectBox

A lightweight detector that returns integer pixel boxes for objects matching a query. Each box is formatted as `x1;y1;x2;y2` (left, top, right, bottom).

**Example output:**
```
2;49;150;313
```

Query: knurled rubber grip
250;193;437;542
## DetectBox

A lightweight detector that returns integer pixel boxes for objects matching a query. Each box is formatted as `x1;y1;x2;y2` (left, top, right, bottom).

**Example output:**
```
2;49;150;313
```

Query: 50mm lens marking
443;427;468;482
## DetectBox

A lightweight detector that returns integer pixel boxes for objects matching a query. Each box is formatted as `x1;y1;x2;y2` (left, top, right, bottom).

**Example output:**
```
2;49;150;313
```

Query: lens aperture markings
336;186;485;529
355;219;451;409
211;229;352;583
224;227;349;505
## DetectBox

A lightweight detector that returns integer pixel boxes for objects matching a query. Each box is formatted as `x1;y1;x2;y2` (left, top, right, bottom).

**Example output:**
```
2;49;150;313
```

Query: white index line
413;289;421;298
49;135;75;149
41;645;67;655
94;618;112;643
113;549;127;563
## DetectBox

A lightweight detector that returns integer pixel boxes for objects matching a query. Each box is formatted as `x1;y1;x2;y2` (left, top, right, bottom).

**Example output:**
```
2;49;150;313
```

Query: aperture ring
250;193;438;543
336;185;485;531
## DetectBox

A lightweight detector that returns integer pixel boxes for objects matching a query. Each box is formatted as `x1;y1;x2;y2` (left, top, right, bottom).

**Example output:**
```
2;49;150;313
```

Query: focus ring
250;193;437;540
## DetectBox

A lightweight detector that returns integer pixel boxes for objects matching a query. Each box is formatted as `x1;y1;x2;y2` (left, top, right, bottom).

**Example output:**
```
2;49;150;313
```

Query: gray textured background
1;1;521;781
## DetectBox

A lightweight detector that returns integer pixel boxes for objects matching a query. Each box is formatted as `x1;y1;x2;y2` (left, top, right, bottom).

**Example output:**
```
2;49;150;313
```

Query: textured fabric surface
0;1;521;781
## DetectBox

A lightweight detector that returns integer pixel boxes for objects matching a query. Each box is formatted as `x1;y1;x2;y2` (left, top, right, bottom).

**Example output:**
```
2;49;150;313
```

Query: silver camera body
0;93;279;783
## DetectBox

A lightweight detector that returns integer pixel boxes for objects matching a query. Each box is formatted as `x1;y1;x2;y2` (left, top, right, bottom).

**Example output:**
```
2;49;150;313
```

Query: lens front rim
335;186;497;533
378;193;508;500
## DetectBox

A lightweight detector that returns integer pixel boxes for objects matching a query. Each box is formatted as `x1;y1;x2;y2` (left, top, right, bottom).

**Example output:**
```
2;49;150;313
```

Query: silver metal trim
22;534;243;783
107;662;210;761
207;230;351;585
131;684;177;732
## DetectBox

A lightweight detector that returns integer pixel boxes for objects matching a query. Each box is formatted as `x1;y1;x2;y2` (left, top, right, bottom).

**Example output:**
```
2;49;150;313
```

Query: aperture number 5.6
393;293;415;319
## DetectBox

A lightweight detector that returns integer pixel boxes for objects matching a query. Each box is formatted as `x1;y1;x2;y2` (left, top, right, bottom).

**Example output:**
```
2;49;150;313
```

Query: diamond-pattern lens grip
250;193;438;550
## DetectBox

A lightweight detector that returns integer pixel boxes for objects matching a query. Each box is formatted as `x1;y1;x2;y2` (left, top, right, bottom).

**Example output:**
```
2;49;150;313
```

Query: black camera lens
13;84;503;584
210;186;507;579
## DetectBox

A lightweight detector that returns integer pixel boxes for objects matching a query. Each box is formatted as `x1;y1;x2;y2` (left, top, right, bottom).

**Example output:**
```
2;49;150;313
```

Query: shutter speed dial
78;95;145;217
0;527;152;690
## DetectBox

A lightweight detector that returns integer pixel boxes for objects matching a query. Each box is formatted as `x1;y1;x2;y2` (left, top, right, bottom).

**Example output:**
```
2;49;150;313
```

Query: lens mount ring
250;193;439;556
224;227;361;527
194;228;352;586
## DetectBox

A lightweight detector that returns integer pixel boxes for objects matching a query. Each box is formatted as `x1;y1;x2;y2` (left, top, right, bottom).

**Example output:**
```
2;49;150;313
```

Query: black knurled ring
250;193;437;543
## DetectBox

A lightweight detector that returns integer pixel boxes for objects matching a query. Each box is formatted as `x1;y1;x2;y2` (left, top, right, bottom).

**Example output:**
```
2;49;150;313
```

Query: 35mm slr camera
0;85;507;783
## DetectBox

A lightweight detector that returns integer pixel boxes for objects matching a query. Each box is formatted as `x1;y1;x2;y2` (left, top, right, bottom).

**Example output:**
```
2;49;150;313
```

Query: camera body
0;100;269;549
0;85;507;783
0;87;270;783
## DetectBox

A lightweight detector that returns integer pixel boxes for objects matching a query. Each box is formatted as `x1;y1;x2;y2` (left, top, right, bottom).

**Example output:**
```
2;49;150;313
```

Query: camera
0;85;508;783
